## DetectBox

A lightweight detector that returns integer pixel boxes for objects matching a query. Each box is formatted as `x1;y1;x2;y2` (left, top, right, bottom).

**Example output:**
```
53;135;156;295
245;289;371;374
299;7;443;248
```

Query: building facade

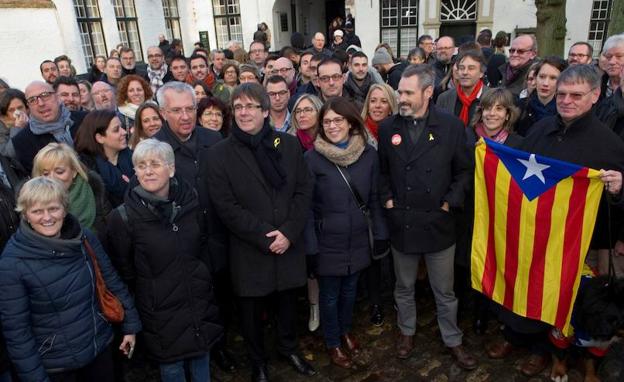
0;0;617;89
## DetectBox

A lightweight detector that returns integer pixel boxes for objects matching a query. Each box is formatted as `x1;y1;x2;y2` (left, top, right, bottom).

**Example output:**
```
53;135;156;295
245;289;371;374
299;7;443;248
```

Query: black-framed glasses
318;74;343;83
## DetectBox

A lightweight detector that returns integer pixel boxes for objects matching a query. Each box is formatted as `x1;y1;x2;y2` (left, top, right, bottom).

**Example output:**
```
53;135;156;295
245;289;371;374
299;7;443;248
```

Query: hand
385;199;394;209
306;254;319;279
266;230;291;254
119;334;136;356
600;170;622;195
615;241;624;257
441;201;450;212
13;111;28;128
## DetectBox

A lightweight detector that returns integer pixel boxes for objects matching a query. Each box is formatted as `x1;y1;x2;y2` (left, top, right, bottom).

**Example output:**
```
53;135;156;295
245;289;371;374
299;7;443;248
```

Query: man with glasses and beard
495;34;538;96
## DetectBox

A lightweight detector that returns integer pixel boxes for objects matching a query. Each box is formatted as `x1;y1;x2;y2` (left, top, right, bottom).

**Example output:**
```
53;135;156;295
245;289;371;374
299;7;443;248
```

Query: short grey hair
401;64;435;90
132;138;175;166
16;176;68;215
603;33;624;53
557;64;601;89
156;81;196;109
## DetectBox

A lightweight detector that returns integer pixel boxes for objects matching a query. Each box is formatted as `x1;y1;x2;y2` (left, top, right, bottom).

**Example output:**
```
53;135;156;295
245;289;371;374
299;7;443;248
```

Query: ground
125;282;596;382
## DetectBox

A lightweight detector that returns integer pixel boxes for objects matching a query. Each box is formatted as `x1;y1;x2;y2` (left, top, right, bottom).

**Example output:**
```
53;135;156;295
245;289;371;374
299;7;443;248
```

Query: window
587;0;613;56
439;0;477;21
380;0;418;59
113;0;143;61
73;0;107;67
162;0;182;42
212;0;243;49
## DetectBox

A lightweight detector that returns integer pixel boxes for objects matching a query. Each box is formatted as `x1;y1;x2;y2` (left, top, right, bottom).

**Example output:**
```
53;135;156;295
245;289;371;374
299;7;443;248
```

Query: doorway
439;22;477;43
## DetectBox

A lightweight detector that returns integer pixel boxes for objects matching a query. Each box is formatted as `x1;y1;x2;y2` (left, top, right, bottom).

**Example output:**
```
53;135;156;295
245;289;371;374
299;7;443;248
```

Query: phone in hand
125;343;135;359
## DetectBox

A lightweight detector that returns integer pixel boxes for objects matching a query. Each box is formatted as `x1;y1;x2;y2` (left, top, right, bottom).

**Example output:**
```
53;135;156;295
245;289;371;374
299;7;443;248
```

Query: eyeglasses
165;106;197;116
270;68;293;75
509;48;533;55
26;91;55;105
294;107;316;115
233;104;262;112
267;90;289;98
555;88;596;101
202;111;223;118
322;116;346;127
135;161;166;172
318;74;343;83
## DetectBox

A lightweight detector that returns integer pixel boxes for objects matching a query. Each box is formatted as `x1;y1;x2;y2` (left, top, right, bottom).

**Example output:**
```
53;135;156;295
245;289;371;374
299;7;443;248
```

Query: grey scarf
29;104;74;147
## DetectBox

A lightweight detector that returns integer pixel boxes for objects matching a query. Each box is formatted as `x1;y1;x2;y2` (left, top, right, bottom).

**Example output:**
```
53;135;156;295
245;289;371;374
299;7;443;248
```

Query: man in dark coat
205;83;315;381
12;81;85;172
495;34;537;97
343;51;378;104
144;46;174;95
377;65;476;369
371;48;407;90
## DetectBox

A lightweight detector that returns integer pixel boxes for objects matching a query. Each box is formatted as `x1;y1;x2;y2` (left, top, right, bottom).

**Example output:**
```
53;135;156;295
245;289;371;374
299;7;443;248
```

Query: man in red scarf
436;51;488;126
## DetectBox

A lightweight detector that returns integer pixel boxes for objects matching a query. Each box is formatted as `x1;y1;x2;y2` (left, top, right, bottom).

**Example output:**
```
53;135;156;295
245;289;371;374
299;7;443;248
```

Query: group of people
0;23;623;382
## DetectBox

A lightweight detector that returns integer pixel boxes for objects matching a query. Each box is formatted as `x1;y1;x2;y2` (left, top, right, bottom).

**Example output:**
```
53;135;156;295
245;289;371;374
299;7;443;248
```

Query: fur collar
313;134;366;167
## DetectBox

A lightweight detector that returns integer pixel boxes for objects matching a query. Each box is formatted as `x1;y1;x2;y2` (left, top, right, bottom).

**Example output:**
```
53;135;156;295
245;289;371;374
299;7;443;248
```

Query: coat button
557;136;563;142
407;186;412;191
406;166;411;171
426;188;431;193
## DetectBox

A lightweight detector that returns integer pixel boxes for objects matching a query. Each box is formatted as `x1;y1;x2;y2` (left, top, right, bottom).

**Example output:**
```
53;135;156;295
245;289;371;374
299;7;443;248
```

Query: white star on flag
518;154;550;184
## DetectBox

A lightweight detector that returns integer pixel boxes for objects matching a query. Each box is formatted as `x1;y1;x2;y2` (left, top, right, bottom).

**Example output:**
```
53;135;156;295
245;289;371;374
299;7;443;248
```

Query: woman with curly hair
116;74;153;131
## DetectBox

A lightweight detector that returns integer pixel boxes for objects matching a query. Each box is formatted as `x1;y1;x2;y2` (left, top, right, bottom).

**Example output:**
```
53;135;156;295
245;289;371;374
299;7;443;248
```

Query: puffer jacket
0;215;141;381
105;176;222;362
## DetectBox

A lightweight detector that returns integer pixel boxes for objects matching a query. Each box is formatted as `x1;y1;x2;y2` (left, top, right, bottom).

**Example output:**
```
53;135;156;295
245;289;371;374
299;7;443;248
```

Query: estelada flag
471;138;603;335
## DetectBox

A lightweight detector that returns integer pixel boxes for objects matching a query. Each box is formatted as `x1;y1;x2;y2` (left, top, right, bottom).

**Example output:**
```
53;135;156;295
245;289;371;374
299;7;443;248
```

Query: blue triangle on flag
484;139;583;201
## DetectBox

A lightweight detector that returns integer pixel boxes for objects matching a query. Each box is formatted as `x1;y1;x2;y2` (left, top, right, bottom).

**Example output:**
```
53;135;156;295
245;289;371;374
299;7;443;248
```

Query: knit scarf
30;104;74;146
118;102;139;121
147;63;168;93
296;129;315;151
313;134;366;167
231;120;287;190
133;178;181;224
474;122;509;144
456;80;483;126
68;175;97;231
529;92;557;123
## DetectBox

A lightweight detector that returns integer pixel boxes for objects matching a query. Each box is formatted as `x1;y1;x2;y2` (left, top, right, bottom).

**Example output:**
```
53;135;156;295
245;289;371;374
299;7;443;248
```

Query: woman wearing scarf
32;143;111;236
115;75;153;133
361;84;397;149
304;97;388;369
515;57;568;136
75;110;134;207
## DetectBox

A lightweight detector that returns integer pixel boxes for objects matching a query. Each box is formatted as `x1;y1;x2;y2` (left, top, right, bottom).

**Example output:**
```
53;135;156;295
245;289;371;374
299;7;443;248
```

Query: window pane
381;29;398;57
399;27;417;58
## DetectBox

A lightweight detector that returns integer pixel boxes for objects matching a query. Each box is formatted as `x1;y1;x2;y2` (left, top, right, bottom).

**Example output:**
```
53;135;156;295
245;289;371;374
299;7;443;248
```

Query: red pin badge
391;134;402;146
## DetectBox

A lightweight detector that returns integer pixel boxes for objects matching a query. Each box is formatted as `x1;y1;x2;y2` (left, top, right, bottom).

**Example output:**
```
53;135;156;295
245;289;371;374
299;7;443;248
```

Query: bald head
436;36;456;63
25;81;60;123
272;57;295;83
312;33;326;51
91;81;115;110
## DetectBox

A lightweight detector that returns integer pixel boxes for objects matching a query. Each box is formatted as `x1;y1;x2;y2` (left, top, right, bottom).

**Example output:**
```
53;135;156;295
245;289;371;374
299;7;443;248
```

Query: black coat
497;61;534;97
12;111;86;172
303;144;388;276
595;87;624;139
204;127;313;296
105;177;222;362
378;106;472;254
386;62;408;90
154;125;228;274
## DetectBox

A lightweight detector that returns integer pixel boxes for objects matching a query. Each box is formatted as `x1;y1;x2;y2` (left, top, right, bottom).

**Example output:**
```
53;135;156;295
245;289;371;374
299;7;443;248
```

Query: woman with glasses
221;62;239;93
197;96;231;137
105;139;222;382
75;110;134;207
516;57;568;136
304;97;388;369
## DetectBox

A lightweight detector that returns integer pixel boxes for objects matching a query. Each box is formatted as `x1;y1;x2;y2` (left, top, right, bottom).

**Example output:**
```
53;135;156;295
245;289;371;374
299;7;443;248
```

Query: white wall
564;0;593;54
0;8;66;90
491;0;536;37
135;0;167;57
52;0;88;74
353;0;379;58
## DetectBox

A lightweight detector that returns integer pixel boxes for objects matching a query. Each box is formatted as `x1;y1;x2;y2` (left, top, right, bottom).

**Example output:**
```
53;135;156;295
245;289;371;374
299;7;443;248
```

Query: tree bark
535;0;567;57
608;0;624;36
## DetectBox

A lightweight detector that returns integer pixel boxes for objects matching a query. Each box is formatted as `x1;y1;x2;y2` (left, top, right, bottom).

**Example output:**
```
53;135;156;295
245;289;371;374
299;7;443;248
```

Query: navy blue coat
0;215;141;381
304;144;388;276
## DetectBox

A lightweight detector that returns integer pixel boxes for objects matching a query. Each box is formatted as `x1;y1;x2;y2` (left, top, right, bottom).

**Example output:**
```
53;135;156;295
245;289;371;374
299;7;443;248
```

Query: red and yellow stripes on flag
471;141;603;335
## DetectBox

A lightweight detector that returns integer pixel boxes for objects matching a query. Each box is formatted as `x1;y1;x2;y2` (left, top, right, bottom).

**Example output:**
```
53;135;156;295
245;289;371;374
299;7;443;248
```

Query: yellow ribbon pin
429;133;434;141
274;137;281;148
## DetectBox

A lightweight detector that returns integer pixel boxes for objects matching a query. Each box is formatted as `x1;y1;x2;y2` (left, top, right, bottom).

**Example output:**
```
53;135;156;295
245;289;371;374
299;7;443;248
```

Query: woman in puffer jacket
0;177;141;382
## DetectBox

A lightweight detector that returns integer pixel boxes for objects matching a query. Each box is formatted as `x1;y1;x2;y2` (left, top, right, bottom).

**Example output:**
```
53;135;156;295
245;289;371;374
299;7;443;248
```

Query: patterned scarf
474;122;509;144
147;63;168;93
29;104;74;146
456;80;483;126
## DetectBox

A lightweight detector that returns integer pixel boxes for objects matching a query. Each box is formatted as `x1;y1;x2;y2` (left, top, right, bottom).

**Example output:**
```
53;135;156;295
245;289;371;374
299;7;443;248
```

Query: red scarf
456;80;483;126
474;122;509;144
365;116;379;140
296;129;316;151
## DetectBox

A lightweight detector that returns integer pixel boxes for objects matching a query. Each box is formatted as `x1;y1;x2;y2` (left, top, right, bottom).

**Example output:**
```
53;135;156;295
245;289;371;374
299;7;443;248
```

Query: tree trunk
608;0;624;36
535;0;567;57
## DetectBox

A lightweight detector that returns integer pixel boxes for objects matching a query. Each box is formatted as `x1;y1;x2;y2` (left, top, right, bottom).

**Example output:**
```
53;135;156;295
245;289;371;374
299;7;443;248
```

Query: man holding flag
478;64;624;377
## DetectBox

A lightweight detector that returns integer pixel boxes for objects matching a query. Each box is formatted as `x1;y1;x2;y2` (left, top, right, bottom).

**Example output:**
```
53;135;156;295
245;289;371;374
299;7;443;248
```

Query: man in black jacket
205;83;315;382
377;65;476;369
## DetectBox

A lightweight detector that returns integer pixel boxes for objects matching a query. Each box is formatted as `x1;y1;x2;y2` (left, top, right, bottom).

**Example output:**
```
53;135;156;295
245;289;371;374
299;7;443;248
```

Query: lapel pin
429;133;434;141
391;134;402;146
273;137;281;148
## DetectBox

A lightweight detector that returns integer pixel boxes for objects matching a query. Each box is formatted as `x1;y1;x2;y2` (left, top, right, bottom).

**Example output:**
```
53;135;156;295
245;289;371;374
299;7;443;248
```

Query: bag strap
83;237;107;291
335;164;375;251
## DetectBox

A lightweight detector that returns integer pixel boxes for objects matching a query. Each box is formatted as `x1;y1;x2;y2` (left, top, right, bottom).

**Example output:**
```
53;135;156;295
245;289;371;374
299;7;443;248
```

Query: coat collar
389;104;442;163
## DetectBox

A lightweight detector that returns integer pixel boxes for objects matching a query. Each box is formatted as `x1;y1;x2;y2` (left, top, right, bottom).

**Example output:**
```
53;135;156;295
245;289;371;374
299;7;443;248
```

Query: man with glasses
265;75;291;133
377;65;476;370
496;34;537;96
432;36;456;85
91;81;116;111
271;57;297;96
316;57;354;105
418;35;435;64
144;46;174;94
507;64;624;377
120;47;146;78
204;83;315;382
567;42;594;66
249;41;268;74
12;81;86;171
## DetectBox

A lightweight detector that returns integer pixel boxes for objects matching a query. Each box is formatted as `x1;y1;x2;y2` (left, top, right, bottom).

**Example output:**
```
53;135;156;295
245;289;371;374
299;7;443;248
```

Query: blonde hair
361;83;398;120
32;143;88;181
16;177;68;215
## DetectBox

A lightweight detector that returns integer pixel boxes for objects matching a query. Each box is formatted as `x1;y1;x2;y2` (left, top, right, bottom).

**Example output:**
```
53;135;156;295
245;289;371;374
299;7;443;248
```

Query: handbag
83;238;125;323
335;164;388;260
